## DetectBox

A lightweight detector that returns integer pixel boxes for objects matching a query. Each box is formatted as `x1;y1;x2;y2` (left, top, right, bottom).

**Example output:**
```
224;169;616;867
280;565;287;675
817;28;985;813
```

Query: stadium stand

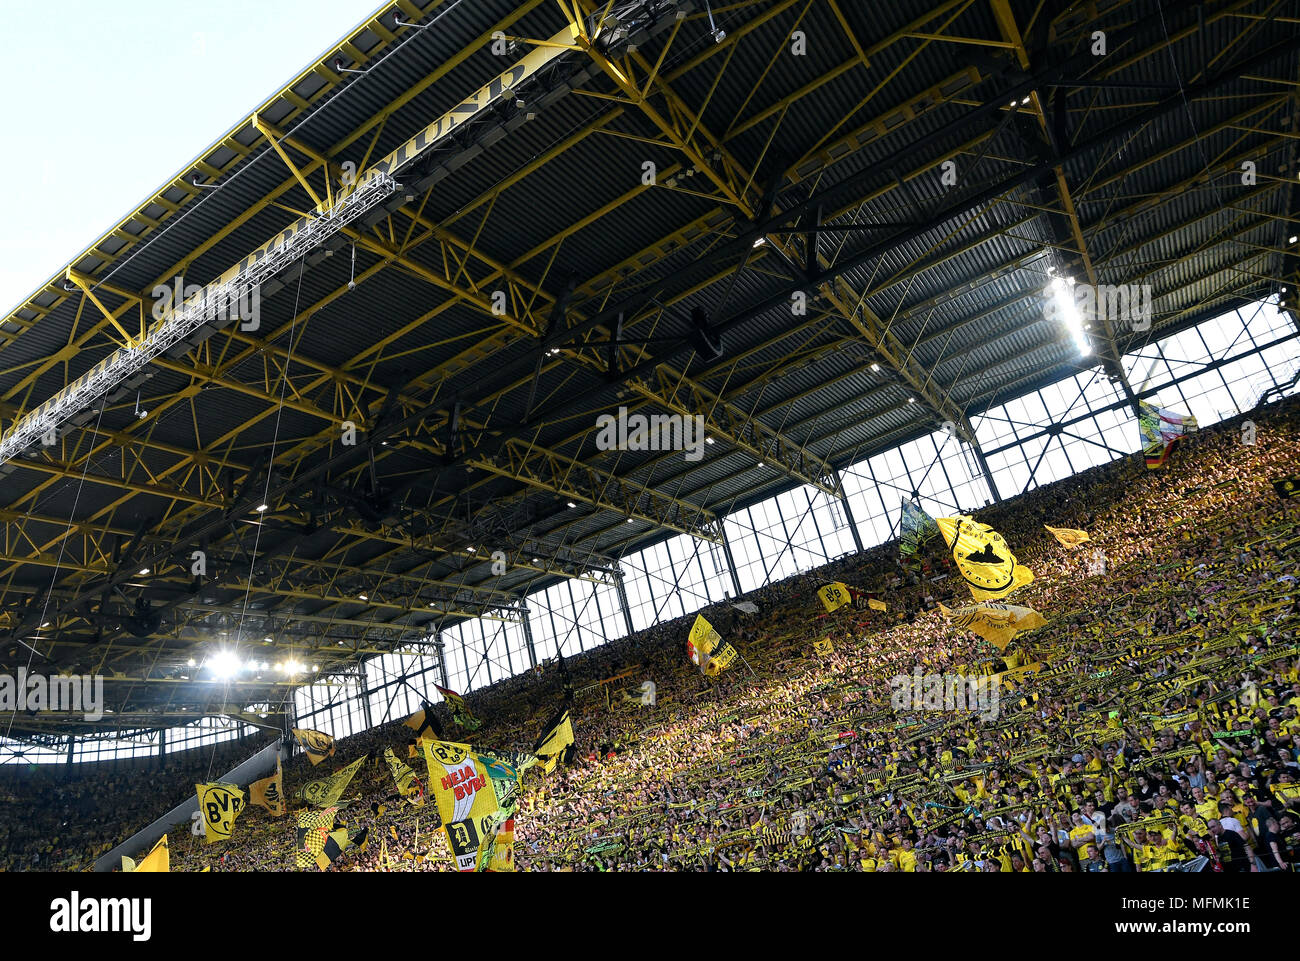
5;396;1298;872
1;1;1299;896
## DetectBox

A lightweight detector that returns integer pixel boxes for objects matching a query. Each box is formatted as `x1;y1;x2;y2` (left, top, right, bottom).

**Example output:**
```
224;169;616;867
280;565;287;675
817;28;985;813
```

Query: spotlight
208;650;239;679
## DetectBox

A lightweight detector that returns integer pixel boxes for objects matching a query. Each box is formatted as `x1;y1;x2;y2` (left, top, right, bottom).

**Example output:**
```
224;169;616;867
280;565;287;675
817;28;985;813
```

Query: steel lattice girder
626;365;842;497
466;438;722;544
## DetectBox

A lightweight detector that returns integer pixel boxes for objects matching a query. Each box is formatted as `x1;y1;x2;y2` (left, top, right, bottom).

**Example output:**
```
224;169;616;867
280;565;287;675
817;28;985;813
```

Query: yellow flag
421;740;499;827
1044;525;1090;547
939;601;1047;651
132;834;169;872
384;747;420;797
195;783;245;844
249;758;285;816
936;516;1034;601
292;728;335;765
817;582;852;613
687;614;738;676
868;598;887;611
299;755;365;808
533;710;575;774
813;637;834;656
120;856;135;872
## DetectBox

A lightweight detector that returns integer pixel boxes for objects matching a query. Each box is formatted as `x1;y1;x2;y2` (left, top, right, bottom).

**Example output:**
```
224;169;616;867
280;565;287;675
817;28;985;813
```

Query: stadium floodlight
0;171;398;466
1048;277;1091;356
207;650;240;679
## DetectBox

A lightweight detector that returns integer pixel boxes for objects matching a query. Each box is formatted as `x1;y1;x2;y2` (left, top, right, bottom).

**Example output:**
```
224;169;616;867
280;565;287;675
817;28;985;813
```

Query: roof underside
2;0;1298;739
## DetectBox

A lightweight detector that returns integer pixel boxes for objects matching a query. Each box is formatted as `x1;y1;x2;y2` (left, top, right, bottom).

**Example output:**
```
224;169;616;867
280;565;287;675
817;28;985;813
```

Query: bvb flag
422;741;500;827
936;516;1034;602
383;747;421;798
899;497;938;565
195;783;246;844
299;755;366;808
817;582;853;613
939;601;1047;651
687;614;738;676
422;740;501;872
533;709;576;774
813;637;834;656
249;758;285;816
434;685;481;731
1139;400;1197;469
292;728;335;765
1044;525;1090;547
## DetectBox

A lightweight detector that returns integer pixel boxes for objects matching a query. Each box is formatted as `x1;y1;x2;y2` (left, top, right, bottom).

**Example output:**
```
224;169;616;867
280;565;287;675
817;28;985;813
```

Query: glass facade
14;300;1298;763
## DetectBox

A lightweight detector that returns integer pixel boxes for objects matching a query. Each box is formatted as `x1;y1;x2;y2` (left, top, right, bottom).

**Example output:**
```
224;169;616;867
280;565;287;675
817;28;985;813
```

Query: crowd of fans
4;398;1299;872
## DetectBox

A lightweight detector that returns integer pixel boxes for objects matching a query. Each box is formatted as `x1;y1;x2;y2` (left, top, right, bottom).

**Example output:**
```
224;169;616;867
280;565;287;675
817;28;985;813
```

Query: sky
0;0;383;316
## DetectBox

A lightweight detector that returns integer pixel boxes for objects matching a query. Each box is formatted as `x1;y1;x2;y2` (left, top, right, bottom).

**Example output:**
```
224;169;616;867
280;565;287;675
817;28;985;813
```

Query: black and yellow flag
446;816;496;873
422;740;500;825
939;601;1047;651
315;826;368;870
249;758;285;817
434;685;481;731
402;703;444;743
383;746;421;798
122;834;169;873
195;782;245;844
687;614;738;676
299;755;366;808
936;516;1034;601
532;709;576;775
295;807;337;869
817;582;853;613
813;637;834;656
292;728;335;765
1044;525;1090;547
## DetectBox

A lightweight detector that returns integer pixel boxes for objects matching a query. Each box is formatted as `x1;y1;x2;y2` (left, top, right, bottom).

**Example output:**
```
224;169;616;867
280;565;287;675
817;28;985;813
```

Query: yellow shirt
1069;824;1097;854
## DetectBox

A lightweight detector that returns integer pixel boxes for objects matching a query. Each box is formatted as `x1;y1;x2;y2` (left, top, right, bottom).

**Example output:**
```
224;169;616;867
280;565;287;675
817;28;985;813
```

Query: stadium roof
2;0;1298;738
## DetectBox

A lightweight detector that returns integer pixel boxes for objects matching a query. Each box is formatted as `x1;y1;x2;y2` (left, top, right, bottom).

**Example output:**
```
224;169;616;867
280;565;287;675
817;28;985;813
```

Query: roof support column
833;468;867;554
720;523;744;599
520;611;538;670
613;569;636;638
